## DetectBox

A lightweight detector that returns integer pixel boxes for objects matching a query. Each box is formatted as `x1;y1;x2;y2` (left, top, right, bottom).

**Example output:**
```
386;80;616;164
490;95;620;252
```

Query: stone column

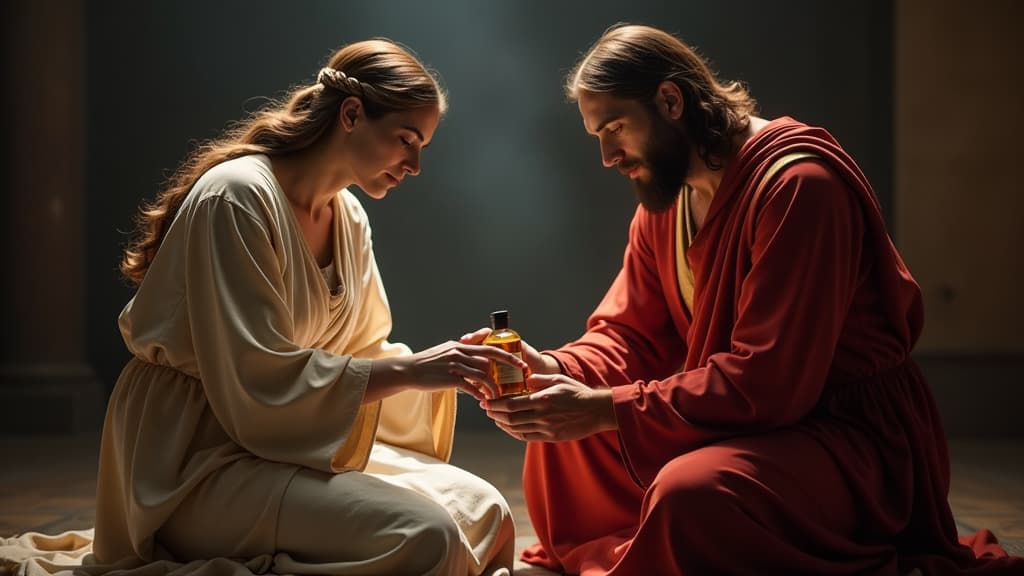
0;0;103;435
896;0;1024;436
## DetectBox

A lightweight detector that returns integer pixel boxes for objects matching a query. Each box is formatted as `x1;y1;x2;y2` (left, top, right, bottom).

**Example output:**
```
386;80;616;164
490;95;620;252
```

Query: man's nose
600;141;621;168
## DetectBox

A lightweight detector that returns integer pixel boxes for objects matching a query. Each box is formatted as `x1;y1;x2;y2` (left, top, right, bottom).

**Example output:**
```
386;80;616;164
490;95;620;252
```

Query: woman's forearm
363;356;409;403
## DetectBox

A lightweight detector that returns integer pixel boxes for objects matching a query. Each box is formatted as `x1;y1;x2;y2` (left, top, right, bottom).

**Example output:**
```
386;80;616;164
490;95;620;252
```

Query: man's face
578;90;691;212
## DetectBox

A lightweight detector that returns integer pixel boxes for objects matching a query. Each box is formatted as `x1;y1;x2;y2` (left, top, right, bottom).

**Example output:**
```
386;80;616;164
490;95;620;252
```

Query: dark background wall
80;0;891;429
5;0;1017;436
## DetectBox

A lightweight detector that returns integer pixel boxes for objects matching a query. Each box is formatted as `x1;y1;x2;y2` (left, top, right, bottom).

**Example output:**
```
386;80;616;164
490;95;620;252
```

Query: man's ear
654;80;684;122
339;96;363;132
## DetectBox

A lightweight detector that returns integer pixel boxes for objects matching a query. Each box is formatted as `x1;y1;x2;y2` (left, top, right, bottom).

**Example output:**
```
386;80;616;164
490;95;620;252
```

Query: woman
94;39;522;575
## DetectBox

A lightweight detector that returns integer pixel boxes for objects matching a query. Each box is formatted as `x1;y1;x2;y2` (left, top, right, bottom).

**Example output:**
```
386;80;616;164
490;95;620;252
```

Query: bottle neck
491;312;509;331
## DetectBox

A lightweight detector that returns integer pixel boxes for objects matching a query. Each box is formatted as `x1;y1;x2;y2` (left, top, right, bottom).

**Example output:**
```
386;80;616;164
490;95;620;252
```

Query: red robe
523;117;1022;575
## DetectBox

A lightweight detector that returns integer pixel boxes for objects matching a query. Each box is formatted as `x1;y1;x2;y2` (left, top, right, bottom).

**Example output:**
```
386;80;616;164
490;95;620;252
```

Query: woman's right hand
367;341;529;403
459;327;561;377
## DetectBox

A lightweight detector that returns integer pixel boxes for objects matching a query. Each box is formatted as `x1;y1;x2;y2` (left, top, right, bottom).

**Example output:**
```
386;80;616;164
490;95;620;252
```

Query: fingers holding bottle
406;340;528;400
461;328;559;378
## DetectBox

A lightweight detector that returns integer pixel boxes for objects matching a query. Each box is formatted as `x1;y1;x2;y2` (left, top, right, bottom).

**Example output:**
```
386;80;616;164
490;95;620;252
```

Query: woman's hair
566;24;757;170
120;38;446;285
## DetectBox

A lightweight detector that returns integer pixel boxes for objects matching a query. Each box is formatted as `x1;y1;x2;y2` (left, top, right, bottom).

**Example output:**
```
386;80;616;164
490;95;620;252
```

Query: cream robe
2;155;513;576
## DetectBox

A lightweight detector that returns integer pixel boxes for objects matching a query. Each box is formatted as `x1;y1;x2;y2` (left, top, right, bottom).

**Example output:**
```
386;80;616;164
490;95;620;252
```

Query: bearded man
466;23;1023;575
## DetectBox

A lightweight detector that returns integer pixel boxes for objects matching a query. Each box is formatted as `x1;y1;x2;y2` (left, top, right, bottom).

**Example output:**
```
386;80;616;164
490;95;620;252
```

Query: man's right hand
459;327;562;378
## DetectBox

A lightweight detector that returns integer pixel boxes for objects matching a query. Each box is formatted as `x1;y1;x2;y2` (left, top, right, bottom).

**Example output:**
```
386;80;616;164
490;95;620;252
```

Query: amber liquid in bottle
483;310;529;397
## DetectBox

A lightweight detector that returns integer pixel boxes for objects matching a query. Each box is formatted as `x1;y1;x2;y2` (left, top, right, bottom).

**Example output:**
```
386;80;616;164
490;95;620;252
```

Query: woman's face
346;102;440;199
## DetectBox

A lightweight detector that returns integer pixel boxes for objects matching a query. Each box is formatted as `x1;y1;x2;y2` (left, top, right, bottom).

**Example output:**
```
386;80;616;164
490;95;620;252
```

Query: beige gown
1;154;514;576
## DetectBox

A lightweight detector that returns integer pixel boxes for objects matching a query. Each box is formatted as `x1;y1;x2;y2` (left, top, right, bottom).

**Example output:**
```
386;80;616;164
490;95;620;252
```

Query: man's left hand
481;374;617;442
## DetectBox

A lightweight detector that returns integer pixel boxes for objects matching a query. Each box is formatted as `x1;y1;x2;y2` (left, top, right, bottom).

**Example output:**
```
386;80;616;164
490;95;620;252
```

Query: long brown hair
566;24;756;170
120;38;446;285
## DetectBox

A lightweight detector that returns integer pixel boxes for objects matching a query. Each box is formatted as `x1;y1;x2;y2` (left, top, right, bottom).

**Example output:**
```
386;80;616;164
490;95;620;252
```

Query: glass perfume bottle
483;310;529;397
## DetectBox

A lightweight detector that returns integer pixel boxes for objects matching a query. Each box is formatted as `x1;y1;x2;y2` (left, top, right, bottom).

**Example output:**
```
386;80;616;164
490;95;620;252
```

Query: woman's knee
400;504;463;574
461;470;514;524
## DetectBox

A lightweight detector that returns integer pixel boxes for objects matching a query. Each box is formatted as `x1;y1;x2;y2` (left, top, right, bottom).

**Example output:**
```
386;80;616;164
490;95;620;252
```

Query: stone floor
1;429;1021;573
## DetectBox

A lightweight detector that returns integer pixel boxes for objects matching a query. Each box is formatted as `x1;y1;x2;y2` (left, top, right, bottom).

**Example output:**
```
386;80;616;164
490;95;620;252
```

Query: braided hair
120;38;446;285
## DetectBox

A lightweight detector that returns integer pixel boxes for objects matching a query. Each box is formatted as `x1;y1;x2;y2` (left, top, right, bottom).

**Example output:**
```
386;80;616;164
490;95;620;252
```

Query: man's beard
627;112;692;213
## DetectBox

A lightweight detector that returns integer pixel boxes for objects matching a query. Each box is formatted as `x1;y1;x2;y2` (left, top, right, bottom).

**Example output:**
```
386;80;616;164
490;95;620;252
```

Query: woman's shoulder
189;154;283;218
192;154;278;203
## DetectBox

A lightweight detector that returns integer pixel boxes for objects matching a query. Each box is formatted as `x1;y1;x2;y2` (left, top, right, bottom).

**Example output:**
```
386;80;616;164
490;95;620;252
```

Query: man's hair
566;24;757;170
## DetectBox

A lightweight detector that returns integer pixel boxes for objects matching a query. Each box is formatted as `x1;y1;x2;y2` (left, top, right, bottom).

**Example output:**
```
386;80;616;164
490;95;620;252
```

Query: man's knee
646;446;748;525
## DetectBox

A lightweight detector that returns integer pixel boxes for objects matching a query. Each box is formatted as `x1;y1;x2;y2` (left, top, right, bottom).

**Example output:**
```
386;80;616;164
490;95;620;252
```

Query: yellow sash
675;151;820;313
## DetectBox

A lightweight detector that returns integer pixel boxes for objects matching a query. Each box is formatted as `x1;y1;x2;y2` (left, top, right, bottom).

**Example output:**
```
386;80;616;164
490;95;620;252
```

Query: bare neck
685;115;771;205
270;143;353;219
